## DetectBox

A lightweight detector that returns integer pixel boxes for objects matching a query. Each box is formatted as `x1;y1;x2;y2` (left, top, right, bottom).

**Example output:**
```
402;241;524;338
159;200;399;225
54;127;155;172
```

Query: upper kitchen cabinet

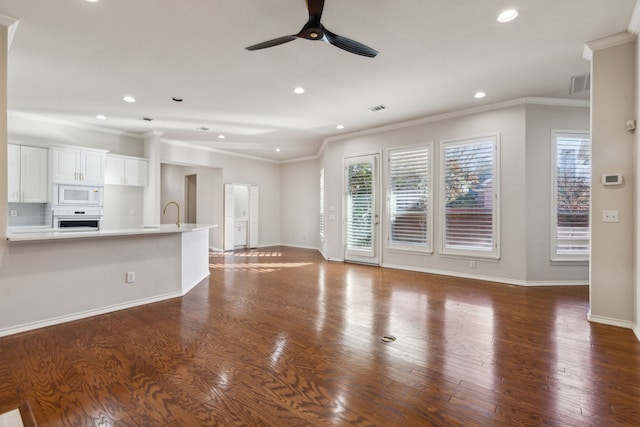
51;145;107;184
105;154;148;186
8;144;48;203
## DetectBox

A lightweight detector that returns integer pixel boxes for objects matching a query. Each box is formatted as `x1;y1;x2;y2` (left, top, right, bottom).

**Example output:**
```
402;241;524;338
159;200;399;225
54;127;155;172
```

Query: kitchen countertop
7;224;218;242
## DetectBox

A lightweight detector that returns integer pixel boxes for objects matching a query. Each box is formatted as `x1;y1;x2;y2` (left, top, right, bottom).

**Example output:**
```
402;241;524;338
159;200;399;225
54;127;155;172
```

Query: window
551;131;591;261
441;135;499;258
388;144;432;252
319;167;325;242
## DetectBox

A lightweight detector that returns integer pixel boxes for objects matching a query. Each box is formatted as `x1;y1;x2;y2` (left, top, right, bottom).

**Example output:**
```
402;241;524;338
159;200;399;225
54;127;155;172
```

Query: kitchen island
1;224;217;337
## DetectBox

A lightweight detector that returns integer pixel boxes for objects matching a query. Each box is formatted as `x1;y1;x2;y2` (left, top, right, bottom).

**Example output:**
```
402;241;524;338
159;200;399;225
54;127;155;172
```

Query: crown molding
583;31;636;61
324;97;589;144
0;13;18;49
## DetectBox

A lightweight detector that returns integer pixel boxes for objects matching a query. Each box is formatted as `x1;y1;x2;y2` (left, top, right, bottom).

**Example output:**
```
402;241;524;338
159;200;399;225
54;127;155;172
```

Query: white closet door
223;183;235;251
249;186;259;248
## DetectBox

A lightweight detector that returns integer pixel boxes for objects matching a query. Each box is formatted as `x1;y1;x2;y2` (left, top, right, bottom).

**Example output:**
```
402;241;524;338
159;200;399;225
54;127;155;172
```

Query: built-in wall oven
52;207;103;231
52;184;104;231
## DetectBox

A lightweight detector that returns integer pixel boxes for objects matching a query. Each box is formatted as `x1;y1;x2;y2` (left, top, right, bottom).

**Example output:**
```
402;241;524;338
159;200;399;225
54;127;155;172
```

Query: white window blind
388;145;432;252
552;131;591;261
441;136;499;258
319;168;325;242
347;162;373;250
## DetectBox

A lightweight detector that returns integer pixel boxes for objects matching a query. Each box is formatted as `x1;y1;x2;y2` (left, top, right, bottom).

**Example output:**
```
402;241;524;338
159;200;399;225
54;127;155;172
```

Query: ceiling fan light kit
246;0;378;58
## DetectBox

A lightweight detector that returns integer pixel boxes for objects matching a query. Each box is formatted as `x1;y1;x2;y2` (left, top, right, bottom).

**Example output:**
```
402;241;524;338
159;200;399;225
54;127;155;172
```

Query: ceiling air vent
369;104;387;112
570;73;591;95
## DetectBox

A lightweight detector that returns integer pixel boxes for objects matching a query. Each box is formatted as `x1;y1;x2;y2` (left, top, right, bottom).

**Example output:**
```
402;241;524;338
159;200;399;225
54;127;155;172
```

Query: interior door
344;154;380;265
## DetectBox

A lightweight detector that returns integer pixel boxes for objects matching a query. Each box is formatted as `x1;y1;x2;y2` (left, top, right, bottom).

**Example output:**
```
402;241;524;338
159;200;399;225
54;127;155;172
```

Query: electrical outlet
129;209;136;216
469;261;476;269
602;210;619;223
126;272;136;283
10;209;17;217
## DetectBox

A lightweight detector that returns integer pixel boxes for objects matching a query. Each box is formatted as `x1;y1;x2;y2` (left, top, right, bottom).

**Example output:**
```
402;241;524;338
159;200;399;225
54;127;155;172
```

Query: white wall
525;104;590;283
0;234;183;336
280;159;320;249
161;142;281;247
103;185;144;229
318;102;588;285
8;112;144;156
636;32;640;341
589;36;636;327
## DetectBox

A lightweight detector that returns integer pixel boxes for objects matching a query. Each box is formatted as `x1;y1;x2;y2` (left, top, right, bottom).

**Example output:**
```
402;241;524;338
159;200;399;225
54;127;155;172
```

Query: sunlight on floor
209;262;313;273
209;251;283;258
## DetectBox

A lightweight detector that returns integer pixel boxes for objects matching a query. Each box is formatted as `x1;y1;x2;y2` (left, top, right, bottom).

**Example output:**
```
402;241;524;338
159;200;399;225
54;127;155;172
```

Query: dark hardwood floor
1;246;639;426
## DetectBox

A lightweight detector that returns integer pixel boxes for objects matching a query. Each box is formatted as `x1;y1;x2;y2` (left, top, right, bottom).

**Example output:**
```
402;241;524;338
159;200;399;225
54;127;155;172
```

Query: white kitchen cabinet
8;144;48;203
51;146;106;184
105;154;148;186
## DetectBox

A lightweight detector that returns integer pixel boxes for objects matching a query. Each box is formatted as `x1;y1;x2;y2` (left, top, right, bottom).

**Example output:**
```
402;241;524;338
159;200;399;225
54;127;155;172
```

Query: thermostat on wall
601;173;623;186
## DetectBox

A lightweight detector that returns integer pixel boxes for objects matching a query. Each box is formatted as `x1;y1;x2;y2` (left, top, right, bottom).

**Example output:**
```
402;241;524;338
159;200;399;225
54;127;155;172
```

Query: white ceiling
0;0;637;161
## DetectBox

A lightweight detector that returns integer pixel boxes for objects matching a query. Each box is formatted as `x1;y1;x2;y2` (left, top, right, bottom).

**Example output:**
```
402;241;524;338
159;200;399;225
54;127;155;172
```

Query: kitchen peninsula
1;224;217;337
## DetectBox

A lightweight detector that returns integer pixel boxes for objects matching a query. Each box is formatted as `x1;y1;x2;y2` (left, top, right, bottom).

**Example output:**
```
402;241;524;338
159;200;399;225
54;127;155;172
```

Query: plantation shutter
442;137;498;257
553;132;590;259
389;145;431;252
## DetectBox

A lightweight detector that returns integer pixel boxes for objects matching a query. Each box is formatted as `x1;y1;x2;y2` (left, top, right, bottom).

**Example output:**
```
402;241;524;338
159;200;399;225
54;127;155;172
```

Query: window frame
550;130;591;262
439;134;500;260
386;143;433;254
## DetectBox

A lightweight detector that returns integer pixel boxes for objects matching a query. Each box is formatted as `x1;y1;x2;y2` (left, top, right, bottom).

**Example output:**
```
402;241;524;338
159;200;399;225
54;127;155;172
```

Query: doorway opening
185;174;197;223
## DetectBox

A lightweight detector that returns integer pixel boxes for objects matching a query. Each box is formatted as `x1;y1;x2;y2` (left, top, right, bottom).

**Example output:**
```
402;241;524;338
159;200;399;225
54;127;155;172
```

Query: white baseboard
279;243;319;251
0;291;183;338
382;263;588;287
634;324;640;342
587;311;637;330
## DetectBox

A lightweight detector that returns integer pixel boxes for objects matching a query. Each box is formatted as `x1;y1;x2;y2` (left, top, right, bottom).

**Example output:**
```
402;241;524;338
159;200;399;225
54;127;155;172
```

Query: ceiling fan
245;0;378;58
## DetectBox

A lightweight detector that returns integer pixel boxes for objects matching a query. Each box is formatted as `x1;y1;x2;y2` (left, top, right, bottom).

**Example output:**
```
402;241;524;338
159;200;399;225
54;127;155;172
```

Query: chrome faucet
162;201;181;227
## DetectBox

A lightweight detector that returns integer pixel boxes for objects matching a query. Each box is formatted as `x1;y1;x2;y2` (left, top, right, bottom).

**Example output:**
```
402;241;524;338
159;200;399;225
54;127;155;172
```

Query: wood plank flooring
1;246;639;426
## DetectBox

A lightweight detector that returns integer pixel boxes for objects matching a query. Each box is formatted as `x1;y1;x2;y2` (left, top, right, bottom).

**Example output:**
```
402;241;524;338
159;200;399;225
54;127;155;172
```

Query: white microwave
54;184;103;207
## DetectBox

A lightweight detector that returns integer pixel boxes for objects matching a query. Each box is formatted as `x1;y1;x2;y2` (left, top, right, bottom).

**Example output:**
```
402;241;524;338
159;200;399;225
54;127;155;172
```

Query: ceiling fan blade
306;0;325;20
246;35;297;51
325;29;378;58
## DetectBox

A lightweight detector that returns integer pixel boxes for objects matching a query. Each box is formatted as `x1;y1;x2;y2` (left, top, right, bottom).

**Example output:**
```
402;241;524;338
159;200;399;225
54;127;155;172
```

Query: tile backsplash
8;203;51;227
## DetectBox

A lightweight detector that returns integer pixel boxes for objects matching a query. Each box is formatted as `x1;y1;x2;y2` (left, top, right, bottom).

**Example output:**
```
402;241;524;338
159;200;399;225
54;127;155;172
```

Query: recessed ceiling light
123;95;136;103
474;91;487;99
86;0;99;3
276;148;281;152
293;87;305;94
96;114;106;120
337;124;345;130
218;134;226;139
497;9;519;23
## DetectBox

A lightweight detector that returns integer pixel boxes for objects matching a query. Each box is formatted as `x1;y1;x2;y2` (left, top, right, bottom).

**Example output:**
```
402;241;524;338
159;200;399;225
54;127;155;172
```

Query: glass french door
344;154;380;265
